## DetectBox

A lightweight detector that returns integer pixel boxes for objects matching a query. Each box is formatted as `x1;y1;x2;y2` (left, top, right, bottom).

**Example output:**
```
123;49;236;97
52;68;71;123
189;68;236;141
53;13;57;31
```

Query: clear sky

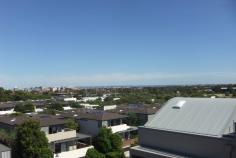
1;0;236;88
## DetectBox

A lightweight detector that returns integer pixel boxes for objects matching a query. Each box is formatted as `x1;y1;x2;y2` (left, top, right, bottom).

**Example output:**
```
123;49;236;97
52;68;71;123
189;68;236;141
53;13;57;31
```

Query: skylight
172;100;186;109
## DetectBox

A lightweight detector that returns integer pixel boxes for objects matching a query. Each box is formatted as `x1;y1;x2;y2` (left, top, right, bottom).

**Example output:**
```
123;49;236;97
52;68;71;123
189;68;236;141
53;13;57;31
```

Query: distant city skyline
1;0;236;88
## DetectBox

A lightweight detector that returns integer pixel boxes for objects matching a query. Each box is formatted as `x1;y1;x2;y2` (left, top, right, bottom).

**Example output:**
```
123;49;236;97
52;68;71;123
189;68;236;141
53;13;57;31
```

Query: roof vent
172;100;186;109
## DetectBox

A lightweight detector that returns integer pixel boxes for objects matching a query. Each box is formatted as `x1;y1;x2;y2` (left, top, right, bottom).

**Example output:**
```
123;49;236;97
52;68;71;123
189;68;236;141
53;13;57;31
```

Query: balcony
109;124;130;133
46;129;77;143
54;146;93;158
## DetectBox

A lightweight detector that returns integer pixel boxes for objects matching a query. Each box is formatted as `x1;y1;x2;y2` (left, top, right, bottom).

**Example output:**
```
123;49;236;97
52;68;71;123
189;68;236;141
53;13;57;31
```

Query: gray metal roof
145;97;236;137
0;143;11;152
131;146;190;158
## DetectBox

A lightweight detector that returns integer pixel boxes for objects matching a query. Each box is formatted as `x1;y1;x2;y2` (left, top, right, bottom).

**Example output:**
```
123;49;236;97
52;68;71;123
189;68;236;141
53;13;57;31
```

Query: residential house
61;109;138;140
0;114;93;158
109;104;160;125
0;99;51;115
79;97;100;102
80;103;99;109
0;102;15;115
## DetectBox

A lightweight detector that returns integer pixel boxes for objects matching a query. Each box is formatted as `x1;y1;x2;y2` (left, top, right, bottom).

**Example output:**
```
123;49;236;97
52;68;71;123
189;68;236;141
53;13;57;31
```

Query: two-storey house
0;114;93;158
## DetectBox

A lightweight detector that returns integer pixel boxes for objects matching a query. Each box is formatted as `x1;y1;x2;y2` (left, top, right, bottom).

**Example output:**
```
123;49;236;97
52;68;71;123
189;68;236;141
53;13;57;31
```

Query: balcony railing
54;146;93;158
109;124;130;133
46;128;77;143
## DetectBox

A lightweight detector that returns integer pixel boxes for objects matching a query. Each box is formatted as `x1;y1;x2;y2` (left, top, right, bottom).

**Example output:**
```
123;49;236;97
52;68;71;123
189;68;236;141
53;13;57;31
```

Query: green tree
110;134;122;151
106;151;125;158
23;103;35;112
43;109;57;115
88;98;104;106
13;91;27;101
14;103;35;113
94;135;112;153
0;87;51;102
14;103;25;113
14;119;53;158
47;102;63;111
86;148;105;158
70;102;81;108
65;119;78;131
0;129;15;146
127;112;140;126
92;127;124;158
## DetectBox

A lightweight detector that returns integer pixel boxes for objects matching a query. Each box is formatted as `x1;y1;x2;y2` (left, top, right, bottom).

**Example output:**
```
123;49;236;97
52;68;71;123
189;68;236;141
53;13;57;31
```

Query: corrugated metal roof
131;146;190;158
145;97;236;137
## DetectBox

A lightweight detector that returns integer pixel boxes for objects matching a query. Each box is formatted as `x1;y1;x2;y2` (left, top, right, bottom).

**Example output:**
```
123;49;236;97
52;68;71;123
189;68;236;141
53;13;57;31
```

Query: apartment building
130;97;236;158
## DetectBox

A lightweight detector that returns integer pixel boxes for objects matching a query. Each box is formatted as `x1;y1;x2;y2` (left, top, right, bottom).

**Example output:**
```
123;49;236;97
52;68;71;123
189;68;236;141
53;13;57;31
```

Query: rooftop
145;97;236;137
0;114;67;127
0;102;16;109
61;109;127;121
110;104;160;115
0;143;11;152
0;99;51;110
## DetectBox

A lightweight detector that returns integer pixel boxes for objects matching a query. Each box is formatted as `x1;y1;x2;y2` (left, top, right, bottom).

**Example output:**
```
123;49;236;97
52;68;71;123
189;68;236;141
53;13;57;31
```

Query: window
2;151;11;158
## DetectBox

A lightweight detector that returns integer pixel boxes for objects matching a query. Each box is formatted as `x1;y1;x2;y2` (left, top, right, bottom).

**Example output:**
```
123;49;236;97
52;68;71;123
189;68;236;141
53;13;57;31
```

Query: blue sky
0;0;236;88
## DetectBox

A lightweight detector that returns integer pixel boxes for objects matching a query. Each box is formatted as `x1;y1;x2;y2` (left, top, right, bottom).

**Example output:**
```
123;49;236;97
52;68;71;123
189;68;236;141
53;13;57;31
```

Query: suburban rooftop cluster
1;85;236;158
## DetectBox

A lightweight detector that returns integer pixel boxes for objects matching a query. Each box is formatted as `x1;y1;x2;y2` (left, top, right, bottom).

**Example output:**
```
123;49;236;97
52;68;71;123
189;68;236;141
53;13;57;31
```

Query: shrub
106;151;125;158
86;148;105;158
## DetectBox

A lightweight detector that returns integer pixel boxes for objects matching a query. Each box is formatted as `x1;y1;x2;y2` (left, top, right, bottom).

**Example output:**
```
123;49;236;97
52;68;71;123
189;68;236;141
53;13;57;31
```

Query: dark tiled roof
0;114;67;127
61;109;127;121
30;100;50;107
0;102;16;109
121;107;158;114
78;111;127;121
0;99;52;110
110;104;160;115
